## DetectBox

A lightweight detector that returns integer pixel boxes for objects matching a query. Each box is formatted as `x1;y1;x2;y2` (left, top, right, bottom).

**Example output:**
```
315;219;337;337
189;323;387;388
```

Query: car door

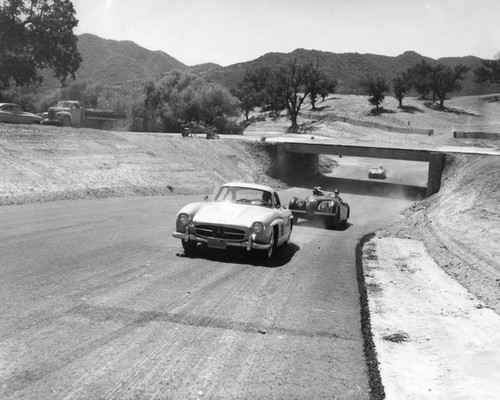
273;192;292;242
12;105;25;123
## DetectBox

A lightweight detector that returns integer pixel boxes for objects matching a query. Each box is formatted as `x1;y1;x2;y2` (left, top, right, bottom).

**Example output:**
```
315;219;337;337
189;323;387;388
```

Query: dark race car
288;187;350;229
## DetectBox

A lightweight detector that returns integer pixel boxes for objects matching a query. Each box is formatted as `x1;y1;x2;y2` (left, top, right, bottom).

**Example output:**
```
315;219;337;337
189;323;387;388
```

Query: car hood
193;202;273;227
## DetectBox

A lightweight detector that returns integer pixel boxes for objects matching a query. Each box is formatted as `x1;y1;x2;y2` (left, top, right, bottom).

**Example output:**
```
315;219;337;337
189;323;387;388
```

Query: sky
72;0;500;67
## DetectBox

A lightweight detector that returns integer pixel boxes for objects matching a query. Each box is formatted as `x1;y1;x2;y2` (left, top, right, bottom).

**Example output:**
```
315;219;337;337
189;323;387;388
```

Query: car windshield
214;186;272;207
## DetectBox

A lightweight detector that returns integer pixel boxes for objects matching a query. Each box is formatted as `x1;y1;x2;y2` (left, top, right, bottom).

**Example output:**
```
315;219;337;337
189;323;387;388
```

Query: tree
433;64;469;108
406;59;434;99
474;53;500;85
264;68;287;117
198;84;240;125
393;73;411;107
360;75;390;110
318;77;337;102
308;60;336;110
0;0;82;90
131;72;240;133
233;67;270;120
275;59;314;131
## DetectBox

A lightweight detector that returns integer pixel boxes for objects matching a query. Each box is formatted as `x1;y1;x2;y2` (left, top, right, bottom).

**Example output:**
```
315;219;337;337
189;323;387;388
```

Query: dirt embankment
0;125;283;206
379;154;500;313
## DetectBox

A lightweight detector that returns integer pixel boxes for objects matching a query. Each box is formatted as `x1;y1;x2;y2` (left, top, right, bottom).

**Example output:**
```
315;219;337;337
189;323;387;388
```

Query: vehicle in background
288;187;350;230
368;166;387;179
41;101;125;130
181;123;220;139
173;182;293;259
0;103;42;124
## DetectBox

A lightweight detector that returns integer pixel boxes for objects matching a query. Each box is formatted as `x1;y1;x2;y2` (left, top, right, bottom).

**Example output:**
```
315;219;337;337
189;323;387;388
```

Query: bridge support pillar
274;143;319;182
427;152;445;197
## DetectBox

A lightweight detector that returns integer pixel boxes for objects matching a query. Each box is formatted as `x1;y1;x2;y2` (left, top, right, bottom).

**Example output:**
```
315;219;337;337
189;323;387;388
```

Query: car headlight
252;222;264;233
178;213;190;226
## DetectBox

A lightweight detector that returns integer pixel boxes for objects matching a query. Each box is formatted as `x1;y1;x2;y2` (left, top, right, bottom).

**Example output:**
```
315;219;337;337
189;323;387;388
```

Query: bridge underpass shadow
292;174;426;201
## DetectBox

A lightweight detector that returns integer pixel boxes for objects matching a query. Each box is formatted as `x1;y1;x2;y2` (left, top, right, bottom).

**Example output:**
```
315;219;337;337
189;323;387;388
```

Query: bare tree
275;59;313;131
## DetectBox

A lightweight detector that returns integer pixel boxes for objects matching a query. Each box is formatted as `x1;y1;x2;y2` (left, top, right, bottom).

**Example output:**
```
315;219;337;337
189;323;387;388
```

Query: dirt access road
0;184;414;399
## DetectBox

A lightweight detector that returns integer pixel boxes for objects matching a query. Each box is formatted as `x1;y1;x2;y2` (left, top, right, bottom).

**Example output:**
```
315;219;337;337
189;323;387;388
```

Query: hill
203;49;500;96
39;34;500;97
41;33;189;89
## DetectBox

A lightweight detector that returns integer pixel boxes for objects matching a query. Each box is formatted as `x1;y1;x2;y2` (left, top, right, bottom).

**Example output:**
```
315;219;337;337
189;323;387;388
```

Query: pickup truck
41;100;125;130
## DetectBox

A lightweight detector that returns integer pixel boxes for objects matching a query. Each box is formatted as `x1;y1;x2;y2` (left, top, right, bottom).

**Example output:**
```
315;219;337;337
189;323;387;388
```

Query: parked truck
41;101;125;130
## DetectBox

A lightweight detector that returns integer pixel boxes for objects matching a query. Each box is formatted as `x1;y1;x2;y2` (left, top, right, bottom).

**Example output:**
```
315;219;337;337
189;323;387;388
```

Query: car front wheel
265;229;275;259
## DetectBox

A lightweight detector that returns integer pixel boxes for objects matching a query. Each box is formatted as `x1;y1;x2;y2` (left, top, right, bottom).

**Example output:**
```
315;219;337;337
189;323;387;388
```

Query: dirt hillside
0;125;283;206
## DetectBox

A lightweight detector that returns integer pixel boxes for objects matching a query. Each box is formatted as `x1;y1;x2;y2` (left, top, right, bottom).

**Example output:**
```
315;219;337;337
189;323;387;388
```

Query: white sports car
172;182;293;258
368;166;387;179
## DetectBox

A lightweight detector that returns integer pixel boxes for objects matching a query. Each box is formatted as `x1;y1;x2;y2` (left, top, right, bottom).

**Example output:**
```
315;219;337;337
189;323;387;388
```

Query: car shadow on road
294;174;426;200
177;243;300;268
294;219;352;231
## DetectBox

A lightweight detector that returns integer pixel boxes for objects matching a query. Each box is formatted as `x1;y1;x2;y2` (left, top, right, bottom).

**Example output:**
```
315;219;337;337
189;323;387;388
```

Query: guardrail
299;112;434;136
453;131;500;140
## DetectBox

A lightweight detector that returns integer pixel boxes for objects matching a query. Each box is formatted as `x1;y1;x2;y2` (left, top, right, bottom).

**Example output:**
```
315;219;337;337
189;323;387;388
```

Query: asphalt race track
0;158;423;399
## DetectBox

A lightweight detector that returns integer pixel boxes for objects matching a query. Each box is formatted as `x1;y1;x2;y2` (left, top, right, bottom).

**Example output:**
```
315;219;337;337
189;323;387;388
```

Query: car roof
222;182;275;193
0;103;19;107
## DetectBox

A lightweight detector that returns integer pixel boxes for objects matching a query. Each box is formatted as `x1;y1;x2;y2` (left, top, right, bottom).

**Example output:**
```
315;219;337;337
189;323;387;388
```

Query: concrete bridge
272;141;500;197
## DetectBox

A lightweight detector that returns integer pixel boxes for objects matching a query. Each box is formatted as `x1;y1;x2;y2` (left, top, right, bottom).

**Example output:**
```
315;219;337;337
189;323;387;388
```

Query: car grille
48;110;55;119
194;224;246;241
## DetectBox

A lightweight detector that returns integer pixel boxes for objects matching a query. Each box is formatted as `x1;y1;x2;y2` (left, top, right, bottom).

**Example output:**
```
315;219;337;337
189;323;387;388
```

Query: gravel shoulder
363;237;500;400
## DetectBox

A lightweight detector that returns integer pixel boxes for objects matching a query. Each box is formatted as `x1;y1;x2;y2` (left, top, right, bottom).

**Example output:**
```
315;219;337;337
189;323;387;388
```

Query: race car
288;187;350;229
368;166;387;179
172;182;293;259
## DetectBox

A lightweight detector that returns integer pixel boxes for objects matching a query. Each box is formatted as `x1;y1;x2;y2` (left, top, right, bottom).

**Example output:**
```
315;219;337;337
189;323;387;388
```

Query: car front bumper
290;209;336;218
172;229;272;251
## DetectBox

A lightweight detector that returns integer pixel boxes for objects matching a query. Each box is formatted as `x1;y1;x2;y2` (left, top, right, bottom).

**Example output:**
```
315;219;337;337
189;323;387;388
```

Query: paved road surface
0;172;418;399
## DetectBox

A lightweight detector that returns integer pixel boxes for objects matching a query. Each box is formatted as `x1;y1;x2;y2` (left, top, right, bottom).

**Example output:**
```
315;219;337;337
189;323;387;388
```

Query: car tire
62;116;70;127
182;240;197;255
340;218;348;230
332;209;340;230
265;228;276;259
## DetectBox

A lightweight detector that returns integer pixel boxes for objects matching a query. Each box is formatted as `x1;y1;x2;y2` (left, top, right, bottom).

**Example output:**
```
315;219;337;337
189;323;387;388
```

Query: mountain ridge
42;34;500;96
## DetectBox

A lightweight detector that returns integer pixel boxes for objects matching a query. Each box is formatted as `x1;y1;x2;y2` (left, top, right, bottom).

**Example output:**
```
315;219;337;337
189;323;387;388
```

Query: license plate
207;238;227;249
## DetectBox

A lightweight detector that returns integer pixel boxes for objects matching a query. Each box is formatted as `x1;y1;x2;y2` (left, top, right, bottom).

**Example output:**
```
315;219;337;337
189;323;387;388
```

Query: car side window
273;193;281;208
